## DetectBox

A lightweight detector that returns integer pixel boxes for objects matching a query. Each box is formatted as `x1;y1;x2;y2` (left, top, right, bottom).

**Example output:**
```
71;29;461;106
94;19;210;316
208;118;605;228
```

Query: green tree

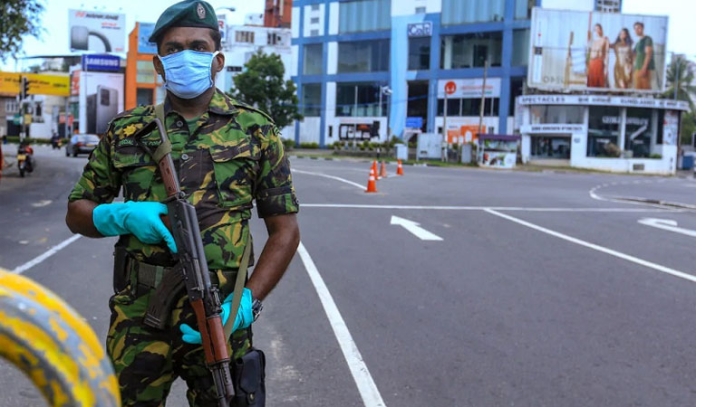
663;54;696;111
680;109;695;146
0;0;45;63
229;50;302;129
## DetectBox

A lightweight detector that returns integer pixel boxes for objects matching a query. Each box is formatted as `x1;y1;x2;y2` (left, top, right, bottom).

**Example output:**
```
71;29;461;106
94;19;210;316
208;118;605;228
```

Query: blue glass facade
292;0;542;146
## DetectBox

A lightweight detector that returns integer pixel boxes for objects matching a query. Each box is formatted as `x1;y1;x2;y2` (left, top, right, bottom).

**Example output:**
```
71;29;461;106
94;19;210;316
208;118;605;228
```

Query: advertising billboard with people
528;7;668;93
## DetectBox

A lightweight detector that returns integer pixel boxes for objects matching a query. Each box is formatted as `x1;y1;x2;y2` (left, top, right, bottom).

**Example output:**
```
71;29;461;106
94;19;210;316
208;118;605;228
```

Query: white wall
327;42;338;75
303;4;325;37
298;117;320;144
391;0;442;16
328;2;339;36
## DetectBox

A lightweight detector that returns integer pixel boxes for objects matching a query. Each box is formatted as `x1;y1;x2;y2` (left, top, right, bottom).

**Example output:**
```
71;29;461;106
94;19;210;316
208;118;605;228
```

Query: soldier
64;1;301;405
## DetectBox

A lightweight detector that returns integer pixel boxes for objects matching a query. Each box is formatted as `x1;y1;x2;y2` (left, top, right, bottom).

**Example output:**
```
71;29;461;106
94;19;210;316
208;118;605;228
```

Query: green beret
149;0;218;44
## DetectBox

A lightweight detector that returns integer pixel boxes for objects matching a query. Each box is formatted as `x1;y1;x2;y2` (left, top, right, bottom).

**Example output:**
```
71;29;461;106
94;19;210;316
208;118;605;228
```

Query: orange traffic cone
372;160;379;180
379;160;387;178
366;167;377;193
396;159;404;176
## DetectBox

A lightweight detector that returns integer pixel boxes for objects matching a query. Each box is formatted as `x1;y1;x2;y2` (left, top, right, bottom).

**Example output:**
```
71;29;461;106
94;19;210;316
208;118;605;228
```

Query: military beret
149;0;219;44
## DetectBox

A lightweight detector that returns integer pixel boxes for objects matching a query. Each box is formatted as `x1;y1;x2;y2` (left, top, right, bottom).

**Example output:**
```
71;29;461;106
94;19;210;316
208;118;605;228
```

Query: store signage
408;22;432;37
82;54;121;72
520;124;585;133
517;95;689;111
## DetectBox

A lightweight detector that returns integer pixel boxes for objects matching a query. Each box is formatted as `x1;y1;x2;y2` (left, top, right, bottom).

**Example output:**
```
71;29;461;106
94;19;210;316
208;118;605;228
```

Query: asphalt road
0;145;696;407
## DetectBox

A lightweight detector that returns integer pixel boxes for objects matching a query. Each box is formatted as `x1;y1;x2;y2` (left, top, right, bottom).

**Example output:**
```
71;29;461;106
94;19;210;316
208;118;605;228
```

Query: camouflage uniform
68;89;299;406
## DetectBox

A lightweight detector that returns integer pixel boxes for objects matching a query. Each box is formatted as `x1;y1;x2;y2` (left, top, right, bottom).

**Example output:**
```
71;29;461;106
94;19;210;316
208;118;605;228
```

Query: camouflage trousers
106;269;251;407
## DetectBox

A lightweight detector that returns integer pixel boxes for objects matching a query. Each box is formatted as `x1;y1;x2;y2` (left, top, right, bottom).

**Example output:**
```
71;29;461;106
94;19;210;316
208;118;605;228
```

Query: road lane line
297;242;386;407
292;169;367;190
11;234;83;275
300;203;687;213
484;209;696;283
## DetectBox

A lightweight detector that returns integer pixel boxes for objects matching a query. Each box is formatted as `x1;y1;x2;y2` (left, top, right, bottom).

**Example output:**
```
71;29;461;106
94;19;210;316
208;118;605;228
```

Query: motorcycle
51;136;63;150
17;144;35;178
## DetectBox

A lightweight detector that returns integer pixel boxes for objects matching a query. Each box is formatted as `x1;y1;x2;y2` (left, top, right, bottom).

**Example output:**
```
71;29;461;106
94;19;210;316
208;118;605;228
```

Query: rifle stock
136;118;235;406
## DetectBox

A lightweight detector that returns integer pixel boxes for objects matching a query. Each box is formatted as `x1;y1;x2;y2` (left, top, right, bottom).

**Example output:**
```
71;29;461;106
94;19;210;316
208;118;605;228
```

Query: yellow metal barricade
0;268;120;407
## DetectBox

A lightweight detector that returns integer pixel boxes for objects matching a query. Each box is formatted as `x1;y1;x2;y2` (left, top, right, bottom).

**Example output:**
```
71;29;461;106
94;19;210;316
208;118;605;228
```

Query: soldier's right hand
92;201;178;253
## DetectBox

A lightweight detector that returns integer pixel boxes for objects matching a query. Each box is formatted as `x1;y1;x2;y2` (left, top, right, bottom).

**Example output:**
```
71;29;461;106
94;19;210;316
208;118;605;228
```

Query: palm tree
663;54;696;111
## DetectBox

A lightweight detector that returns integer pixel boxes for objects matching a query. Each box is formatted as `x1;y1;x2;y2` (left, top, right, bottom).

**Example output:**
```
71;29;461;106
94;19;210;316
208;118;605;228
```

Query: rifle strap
152;103;173;163
224;226;251;340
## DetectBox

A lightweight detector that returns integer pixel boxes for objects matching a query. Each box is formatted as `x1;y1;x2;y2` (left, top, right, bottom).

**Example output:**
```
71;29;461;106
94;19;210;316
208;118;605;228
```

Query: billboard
528;7;668;93
69;9;126;53
0;72;70;96
79;71;124;134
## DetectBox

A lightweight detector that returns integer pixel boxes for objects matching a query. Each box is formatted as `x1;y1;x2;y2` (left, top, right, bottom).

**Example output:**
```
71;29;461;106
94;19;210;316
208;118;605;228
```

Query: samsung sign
407;22;432;37
82;54;121;72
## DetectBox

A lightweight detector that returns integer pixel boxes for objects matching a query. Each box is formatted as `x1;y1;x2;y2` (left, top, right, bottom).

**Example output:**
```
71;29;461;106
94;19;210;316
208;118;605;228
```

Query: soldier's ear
153;56;165;81
213;52;225;74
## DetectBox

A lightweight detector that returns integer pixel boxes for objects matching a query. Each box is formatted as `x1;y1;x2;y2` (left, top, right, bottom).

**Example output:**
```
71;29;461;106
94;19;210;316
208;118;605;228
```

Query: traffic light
19;76;29;100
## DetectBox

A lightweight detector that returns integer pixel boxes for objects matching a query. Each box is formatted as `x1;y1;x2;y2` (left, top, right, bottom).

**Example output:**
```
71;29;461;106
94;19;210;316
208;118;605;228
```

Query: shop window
336;83;386;117
531;105;585;124
514;0;535;20
624;108;654;158
408;37;431;70
339;0;391;33
303;43;323;75
338;40;390;73
587;106;621;157
437;98;499;117
301;83;322;116
442;0;504;25
512;29;530;66
441;33;503;69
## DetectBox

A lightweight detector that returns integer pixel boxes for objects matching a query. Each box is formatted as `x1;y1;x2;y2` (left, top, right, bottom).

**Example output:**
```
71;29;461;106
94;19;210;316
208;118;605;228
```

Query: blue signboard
405;117;424;129
82;54;121;72
138;22;157;54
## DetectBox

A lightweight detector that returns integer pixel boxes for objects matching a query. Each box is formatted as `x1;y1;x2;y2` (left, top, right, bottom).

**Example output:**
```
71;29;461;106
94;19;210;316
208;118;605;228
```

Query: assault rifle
135;118;235;406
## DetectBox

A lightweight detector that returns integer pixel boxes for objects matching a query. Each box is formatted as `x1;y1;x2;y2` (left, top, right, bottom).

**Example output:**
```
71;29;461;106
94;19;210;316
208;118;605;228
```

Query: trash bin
681;155;694;170
395;143;408;161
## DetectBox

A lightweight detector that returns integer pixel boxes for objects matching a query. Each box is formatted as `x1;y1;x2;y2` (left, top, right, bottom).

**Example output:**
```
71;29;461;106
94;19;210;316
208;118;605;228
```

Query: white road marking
31;200;52;207
11;234;83;274
638;218;696;237
301;203;686;213
483;209;696;283
292;169;366;190
390;216;443;241
297;242;387;407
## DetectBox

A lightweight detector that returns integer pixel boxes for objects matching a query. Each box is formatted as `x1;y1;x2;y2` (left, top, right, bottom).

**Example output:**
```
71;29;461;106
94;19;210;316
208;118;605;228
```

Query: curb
613;196;695;210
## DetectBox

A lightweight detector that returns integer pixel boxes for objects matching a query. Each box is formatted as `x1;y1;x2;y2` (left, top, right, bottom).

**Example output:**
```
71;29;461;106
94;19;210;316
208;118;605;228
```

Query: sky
2;0;696;72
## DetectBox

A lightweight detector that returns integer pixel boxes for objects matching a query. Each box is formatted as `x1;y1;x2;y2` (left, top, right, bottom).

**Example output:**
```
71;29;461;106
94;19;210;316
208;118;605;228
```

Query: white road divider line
484;209;695;283
297;242;387;407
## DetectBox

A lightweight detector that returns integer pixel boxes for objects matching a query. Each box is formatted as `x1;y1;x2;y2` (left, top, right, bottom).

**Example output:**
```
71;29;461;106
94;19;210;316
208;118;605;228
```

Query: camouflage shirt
68;89;299;270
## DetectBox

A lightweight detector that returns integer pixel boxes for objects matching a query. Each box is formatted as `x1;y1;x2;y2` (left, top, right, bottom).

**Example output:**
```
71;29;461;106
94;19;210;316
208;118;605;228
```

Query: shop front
516;95;689;174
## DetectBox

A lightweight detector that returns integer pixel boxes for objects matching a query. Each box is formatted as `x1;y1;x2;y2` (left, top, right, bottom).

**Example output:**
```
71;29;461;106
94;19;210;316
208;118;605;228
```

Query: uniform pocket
209;142;259;208
112;146;159;200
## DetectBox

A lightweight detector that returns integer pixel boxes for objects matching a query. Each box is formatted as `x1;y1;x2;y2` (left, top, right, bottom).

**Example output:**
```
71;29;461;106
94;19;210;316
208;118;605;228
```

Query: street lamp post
380;85;393;142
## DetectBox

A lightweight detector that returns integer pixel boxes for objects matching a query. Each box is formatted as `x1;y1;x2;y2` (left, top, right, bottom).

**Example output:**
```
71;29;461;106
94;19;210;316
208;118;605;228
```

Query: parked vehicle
17;142;35;178
66;134;100;157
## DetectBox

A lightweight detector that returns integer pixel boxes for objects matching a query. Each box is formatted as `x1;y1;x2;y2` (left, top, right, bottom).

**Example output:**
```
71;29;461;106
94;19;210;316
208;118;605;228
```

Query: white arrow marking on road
390;216;443;241
32;200;52;207
638;218;696;237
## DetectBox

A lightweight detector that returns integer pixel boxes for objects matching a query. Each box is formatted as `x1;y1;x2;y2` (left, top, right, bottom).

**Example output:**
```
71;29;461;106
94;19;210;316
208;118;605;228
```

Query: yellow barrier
0;268;120;407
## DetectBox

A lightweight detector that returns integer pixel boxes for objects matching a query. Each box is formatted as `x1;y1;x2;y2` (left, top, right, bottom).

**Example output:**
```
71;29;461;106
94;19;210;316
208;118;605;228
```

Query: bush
650;153;662;159
282;138;295;150
299;142;319;149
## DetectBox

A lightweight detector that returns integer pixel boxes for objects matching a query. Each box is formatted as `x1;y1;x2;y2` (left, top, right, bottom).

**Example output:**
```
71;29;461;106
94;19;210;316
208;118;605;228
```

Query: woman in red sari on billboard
612;28;634;89
587;23;610;88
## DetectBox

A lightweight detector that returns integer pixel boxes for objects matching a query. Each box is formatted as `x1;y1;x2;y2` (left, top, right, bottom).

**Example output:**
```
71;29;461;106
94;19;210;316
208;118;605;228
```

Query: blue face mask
160;50;219;99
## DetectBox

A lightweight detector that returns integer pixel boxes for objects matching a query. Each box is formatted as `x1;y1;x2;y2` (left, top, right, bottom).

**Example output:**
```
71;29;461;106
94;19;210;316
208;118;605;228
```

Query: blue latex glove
92;201;177;253
179;288;254;345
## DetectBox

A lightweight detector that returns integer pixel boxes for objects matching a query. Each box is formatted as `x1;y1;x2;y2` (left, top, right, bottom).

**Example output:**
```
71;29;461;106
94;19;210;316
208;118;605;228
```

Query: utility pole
477;60;489;163
442;90;448;162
